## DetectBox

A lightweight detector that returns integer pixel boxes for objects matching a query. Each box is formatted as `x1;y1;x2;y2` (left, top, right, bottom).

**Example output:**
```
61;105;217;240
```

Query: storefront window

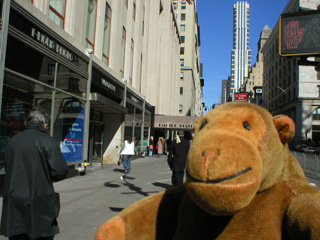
0;72;53;173
135;107;143;121
56;63;87;95
53;93;85;163
6;36;45;80
0;0;3;17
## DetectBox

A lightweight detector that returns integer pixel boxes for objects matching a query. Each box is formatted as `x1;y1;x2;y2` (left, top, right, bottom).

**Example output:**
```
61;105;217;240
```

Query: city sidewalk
0;155;172;240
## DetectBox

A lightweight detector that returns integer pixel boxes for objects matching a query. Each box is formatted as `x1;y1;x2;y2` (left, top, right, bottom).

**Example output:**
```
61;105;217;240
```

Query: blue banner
60;107;85;162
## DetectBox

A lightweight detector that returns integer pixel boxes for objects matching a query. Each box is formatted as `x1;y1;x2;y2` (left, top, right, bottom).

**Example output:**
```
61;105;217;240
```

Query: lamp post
121;78;127;141
0;0;11;119
140;95;145;155
82;48;93;164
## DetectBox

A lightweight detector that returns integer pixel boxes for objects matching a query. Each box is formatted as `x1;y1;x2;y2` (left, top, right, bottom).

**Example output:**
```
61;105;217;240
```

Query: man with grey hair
167;130;190;186
1;107;68;240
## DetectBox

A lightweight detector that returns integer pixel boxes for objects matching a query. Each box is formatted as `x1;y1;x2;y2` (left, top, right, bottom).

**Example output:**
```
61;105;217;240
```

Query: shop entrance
88;121;104;167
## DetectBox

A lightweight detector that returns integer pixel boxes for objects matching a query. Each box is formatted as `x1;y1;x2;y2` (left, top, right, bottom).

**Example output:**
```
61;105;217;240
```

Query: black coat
167;136;190;172
0;122;68;238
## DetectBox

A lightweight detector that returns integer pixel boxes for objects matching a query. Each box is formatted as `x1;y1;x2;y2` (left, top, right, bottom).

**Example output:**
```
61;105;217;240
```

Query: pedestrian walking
0;107;68;240
157;137;164;158
119;136;135;179
149;136;154;157
167;131;190;186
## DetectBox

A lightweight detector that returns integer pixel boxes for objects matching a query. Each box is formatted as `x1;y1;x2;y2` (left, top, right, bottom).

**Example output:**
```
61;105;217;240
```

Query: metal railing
292;151;320;179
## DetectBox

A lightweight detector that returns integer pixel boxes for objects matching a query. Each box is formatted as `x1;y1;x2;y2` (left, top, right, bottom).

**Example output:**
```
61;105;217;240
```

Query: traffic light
279;10;320;56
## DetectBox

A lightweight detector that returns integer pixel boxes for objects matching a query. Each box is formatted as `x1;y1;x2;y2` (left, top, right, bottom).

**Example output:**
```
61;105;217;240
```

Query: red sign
235;93;248;102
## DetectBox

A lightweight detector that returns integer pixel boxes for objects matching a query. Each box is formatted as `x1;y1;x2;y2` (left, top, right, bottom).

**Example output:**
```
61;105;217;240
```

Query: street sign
235;93;248;102
279;10;320;56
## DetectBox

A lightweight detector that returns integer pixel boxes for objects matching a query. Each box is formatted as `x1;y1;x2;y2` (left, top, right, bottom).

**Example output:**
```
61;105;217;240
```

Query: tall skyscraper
230;1;251;99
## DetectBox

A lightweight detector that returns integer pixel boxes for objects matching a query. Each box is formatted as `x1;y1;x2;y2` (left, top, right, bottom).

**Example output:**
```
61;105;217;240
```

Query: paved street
0;153;319;240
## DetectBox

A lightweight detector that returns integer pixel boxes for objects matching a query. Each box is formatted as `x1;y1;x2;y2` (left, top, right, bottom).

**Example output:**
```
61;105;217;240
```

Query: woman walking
157;137;164;158
119;136;135;179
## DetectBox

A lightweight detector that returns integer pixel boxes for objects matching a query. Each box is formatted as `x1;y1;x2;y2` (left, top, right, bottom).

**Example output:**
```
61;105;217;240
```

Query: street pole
82;48;93;164
0;0;11;119
140;95;145;155
121;78;127;141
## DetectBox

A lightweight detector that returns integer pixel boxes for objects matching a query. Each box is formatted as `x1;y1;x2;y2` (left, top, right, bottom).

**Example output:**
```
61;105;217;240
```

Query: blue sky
197;0;289;109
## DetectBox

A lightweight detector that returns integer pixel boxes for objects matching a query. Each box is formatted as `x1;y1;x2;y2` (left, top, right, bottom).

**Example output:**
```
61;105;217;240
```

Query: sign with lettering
235;93;248;102
157;123;194;129
31;28;74;61
60;107;84;162
101;78;116;92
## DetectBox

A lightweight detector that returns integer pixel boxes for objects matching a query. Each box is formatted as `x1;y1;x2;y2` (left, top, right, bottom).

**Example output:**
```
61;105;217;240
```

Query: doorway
88;121;104;167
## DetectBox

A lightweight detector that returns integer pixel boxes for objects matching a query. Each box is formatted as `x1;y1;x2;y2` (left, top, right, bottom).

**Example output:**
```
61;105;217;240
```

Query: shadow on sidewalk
109;207;124;212
152;181;172;190
103;177;158;197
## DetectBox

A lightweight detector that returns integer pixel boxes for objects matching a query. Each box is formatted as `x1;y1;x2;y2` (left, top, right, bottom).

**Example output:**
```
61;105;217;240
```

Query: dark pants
9;234;54;240
172;171;184;186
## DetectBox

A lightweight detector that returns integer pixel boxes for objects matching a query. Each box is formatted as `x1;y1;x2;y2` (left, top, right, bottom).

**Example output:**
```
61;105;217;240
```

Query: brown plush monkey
96;102;320;240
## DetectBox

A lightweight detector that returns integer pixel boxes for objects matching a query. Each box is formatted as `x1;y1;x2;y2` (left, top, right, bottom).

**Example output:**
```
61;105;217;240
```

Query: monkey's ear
273;115;295;144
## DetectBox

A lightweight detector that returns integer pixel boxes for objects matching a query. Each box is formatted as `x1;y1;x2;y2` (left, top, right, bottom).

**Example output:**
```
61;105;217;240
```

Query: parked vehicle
295;144;319;154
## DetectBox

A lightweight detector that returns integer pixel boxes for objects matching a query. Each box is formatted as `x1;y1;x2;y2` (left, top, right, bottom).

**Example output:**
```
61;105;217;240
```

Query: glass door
88;121;104;167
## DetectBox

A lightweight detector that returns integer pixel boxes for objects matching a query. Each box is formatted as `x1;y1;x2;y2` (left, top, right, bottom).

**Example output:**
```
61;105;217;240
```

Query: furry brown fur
96;102;320;239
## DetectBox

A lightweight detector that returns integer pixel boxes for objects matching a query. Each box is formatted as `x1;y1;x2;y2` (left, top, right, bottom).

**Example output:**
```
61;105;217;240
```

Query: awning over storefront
89;92;127;114
154;115;199;131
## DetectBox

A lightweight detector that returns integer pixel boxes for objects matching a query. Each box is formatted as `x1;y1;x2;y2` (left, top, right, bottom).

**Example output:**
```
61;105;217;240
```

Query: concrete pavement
0;155;172;240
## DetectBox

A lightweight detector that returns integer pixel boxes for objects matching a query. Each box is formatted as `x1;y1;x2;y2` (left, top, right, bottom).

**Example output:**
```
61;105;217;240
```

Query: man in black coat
167;131;190;186
0;107;68;240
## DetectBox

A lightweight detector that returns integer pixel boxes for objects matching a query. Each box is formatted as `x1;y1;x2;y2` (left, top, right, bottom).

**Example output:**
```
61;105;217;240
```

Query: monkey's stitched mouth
186;168;252;184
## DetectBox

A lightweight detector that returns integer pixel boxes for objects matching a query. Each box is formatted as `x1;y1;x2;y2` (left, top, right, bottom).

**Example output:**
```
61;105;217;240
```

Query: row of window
33;0;145;81
173;1;187;10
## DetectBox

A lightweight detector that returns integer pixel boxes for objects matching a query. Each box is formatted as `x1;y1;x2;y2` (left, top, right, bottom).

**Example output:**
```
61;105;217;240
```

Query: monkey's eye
243;121;251;130
200;120;208;130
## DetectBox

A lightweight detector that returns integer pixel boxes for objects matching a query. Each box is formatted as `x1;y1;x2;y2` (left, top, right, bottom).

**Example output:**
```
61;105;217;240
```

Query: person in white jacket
119;136;135;176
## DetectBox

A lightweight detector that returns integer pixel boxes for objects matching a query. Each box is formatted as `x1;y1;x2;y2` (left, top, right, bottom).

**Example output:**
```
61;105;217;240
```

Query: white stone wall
17;0;181;116
15;0;181;164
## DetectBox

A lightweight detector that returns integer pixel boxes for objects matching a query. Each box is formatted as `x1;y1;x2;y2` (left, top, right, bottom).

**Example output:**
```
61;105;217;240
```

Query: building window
317;85;320;98
181;13;186;21
180;72;184;80
180;24;185;32
180;59;184;66
120;27;126;77
85;0;97;50
142;6;145;36
139;54;143;92
181;2;186;9
312;108;320;121
180;36;185;43
173;2;177;10
129;39;134;82
49;0;66;28
102;2;112;65
180;47;184;55
180;87;183;95
68;78;80;92
133;0;136;21
48;64;55;76
179;104;183;112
